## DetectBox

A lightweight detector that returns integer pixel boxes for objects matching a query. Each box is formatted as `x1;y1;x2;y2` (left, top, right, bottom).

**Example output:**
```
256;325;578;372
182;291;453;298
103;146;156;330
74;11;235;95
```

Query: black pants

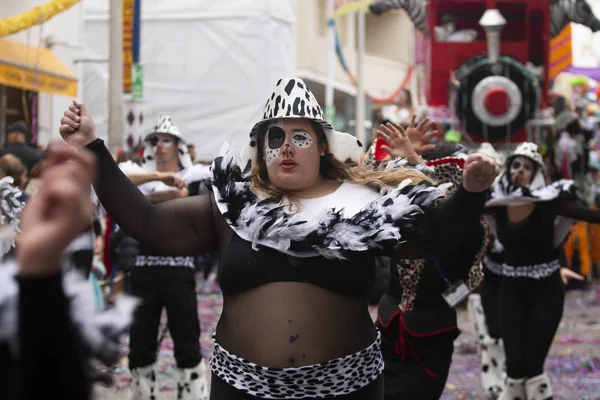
209;373;383;400
379;320;457;400
499;271;564;378
479;268;503;340
129;267;201;369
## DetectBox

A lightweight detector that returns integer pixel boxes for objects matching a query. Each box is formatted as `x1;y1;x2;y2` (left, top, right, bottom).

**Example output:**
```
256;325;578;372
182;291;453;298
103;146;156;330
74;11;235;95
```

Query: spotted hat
239;78;365;171
504;142;546;190
143;115;192;171
476;142;505;166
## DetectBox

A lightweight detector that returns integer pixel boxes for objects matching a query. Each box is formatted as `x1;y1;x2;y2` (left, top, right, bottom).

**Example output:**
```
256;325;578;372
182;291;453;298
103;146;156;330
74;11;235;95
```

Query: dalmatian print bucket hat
143;115;193;171
239;78;365;171
503;142;546;191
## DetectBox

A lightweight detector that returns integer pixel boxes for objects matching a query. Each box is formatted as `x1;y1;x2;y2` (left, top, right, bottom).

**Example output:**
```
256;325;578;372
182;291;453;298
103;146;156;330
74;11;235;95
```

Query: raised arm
401;154;497;257
60;100;217;256
87;139;217;256
551;197;600;224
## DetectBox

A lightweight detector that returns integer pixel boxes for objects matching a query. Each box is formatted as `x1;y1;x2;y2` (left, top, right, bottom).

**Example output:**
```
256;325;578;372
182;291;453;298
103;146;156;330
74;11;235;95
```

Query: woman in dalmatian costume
59;79;498;400
483;142;595;400
117;116;211;400
0;145;137;399
366;123;489;400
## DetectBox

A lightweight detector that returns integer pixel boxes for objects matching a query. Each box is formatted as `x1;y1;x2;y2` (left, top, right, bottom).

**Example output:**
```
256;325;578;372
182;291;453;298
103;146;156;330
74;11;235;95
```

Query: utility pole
325;0;336;125
108;0;124;153
355;7;366;145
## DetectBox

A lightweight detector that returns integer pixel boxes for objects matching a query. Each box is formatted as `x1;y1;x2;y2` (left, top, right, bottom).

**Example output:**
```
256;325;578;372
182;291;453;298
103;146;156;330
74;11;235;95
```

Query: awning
0;38;77;97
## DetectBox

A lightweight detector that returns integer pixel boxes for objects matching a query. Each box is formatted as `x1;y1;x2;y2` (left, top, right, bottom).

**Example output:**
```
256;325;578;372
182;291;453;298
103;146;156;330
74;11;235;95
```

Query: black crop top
86;138;488;297
486;198;600;267
219;233;376;297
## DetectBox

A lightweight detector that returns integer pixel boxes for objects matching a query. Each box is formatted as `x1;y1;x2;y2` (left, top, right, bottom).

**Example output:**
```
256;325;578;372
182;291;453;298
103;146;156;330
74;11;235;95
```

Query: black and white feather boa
208;146;451;259
0;177;24;255
487;177;576;207
0;260;138;366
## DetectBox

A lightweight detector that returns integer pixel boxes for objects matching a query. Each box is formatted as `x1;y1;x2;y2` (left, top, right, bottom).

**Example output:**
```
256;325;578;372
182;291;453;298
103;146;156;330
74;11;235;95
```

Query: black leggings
209;373;383;400
479;268;503;340
499;271;564;378
379;326;457;400
128;267;201;369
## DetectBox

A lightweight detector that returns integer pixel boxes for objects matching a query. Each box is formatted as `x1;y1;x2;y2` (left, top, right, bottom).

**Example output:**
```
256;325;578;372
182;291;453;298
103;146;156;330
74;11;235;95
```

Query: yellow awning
0;38;77;97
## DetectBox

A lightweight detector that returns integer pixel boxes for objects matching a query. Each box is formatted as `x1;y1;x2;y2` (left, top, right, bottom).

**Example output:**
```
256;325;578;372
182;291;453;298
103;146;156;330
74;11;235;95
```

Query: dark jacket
1;143;42;172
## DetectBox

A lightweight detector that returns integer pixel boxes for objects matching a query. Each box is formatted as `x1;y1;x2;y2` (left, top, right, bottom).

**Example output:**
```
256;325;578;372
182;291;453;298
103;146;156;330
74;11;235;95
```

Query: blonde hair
250;120;435;200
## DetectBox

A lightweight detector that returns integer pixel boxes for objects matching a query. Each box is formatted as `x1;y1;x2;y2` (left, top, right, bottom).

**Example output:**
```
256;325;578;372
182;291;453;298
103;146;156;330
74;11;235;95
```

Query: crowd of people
0;77;597;400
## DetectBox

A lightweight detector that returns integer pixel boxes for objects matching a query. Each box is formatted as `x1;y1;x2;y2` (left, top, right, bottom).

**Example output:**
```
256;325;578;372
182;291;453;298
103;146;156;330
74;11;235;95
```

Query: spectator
1;122;42;172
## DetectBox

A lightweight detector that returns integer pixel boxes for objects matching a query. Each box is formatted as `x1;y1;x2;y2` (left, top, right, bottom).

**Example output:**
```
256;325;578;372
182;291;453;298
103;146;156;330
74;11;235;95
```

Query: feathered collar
208;146;450;259
486;176;576;207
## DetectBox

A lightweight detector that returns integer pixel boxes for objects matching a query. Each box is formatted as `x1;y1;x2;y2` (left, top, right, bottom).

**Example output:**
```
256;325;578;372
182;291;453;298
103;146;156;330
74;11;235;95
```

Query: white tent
83;0;296;160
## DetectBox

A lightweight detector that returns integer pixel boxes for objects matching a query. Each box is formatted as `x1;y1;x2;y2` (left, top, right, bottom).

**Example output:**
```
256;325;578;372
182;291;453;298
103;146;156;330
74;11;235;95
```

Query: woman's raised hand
59;100;98;149
376;122;419;162
462;154;500;193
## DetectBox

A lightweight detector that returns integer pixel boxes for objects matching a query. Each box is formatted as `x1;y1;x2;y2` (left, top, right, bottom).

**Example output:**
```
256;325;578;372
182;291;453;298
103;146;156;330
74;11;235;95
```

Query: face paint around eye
291;131;313;149
159;138;174;148
267;127;286;150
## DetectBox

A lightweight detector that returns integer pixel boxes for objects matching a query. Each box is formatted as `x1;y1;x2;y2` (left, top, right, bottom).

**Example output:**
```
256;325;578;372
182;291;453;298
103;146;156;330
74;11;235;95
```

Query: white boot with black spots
481;336;506;399
129;364;157;400
525;373;552;400
498;377;526;400
468;294;488;342
177;360;209;400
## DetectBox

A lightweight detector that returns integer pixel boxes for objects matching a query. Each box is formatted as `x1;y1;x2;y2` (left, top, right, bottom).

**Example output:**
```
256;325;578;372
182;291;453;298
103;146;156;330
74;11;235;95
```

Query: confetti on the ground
99;275;600;400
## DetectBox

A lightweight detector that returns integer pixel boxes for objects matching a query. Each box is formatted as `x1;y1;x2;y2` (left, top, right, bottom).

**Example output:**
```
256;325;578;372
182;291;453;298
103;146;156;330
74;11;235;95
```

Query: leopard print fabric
209;333;383;399
395;219;490;313
395;259;426;313
465;220;490;291
430;162;463;197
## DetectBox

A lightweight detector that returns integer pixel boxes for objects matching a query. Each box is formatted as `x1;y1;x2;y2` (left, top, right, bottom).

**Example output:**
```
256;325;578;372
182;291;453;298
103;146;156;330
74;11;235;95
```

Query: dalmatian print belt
209;332;384;399
500;259;561;279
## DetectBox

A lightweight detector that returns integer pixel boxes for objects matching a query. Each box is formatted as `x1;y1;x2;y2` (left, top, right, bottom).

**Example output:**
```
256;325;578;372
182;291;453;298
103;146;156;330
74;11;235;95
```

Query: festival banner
123;0;135;93
549;24;573;81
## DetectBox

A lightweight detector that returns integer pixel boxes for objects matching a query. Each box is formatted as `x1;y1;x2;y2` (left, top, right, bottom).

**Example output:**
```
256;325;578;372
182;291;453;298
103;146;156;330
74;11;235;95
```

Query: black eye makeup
267;127;286;150
511;160;533;172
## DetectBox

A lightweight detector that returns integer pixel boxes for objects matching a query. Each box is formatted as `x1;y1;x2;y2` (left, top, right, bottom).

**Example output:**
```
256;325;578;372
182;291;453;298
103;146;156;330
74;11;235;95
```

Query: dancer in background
370;121;488;400
485;143;590;400
118;116;210;400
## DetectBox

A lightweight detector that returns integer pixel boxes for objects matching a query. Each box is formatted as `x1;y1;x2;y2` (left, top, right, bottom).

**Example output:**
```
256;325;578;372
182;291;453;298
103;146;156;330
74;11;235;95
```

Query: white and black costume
0;177;137;399
484;142;600;400
86;77;488;399
119;116;211;400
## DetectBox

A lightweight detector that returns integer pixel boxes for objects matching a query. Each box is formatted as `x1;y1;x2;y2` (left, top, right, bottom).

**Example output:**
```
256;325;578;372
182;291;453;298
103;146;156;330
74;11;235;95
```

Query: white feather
0;259;138;363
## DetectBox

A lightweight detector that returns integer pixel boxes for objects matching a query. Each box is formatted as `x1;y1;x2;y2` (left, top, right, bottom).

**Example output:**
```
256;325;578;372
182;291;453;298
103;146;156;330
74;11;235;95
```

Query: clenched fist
59;100;98;149
462;154;499;193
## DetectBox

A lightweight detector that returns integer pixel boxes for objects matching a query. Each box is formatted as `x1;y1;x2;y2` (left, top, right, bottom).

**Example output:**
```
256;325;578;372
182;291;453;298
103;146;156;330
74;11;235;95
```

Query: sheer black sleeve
86;139;218;256
18;273;91;400
549;197;600;223
403;186;487;258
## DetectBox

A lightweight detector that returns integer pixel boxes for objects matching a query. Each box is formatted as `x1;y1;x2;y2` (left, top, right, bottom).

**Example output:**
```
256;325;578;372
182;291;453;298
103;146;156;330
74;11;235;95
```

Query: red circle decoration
484;88;510;116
